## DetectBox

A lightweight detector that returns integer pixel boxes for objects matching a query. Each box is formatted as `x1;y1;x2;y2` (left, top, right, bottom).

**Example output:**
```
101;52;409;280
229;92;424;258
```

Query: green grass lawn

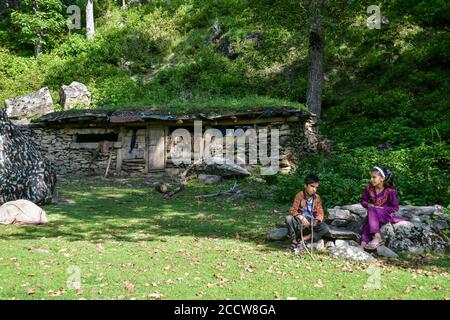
0;177;448;300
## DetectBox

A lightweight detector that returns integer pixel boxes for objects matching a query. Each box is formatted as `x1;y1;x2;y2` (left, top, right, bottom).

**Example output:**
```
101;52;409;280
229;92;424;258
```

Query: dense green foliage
0;0;448;207
273;0;450;208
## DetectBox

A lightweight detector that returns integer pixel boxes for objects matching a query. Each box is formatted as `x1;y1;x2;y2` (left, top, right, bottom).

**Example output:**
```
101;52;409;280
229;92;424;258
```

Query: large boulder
59;81;92;110
266;227;288;241
326;205;366;234
4;87;54;118
0;109;56;205
327;203;449;253
325;226;361;241
397;205;444;217
328;243;375;262
339;204;368;217
327;208;354;221
381;221;448;254
201;156;251;177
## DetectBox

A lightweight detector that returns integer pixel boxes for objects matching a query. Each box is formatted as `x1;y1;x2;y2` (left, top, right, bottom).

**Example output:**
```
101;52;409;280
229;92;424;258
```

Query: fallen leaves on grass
97;244;105;253
148;291;164;299
244;263;255;273
50;288;66;297
314;279;324;288
123;281;134;293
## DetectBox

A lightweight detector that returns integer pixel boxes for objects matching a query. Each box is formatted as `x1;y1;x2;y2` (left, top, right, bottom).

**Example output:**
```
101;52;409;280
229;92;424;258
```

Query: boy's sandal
294;245;305;255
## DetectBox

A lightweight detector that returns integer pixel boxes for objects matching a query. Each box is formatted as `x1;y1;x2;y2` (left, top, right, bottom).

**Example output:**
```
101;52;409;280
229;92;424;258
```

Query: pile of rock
0;109;56;205
266;204;449;261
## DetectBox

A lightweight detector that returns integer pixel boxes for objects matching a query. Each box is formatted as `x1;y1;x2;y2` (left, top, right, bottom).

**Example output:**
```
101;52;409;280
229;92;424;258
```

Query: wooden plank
144;125;149;173
148;126;166;170
116;126;125;174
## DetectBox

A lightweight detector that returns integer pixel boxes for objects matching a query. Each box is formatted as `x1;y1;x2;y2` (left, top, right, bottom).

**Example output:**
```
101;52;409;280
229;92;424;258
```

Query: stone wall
267;204;449;261
30;127;119;176
27;119;305;176
165;121;304;174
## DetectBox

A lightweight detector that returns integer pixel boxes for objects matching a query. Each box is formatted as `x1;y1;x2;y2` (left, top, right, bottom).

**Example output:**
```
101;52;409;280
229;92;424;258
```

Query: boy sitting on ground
285;174;329;252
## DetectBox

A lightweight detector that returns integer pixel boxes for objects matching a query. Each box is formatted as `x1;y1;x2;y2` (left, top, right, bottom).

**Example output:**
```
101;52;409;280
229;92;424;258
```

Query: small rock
328;208;353;221
432;219;448;231
328;245;375;262
376;245;399;258
339;204;367;216
198;174;223;185
326;227;361;241
217;36;237;60
330;219;351;227
266;227;288;241
348;240;360;247
410;216;422;224
207;21;222;43
419;215;431;223
29;247;50;254
335;239;349;248
407;246;425;255
306;239;325;251
325;241;335;249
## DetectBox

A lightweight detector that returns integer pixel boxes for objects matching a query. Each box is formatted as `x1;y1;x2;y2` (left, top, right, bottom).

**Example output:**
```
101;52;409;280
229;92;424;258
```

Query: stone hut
25;108;312;177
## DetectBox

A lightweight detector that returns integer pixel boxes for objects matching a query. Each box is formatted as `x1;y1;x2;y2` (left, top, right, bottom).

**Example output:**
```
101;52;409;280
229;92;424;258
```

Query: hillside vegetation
0;0;448;207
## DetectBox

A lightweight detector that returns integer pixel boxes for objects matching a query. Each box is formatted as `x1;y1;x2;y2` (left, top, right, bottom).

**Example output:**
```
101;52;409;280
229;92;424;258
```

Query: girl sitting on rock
360;166;407;250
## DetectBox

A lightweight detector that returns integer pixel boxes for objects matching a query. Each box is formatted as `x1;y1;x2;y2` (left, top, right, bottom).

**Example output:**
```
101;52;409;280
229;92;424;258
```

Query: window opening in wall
75;133;118;143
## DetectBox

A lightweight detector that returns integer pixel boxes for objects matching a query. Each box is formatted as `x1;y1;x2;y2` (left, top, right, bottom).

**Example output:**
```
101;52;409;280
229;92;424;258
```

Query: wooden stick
104;152;112;178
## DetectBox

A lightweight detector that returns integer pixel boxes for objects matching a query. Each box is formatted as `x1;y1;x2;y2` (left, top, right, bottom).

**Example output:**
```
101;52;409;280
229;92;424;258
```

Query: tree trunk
32;0;42;61
306;0;324;118
86;0;95;40
304;0;325;152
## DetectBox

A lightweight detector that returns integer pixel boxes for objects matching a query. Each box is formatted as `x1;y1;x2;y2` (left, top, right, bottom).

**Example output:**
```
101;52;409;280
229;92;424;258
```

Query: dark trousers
285;215;329;242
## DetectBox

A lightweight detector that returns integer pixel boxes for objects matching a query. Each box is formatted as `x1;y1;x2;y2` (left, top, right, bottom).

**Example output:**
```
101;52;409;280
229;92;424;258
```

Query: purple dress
359;185;407;243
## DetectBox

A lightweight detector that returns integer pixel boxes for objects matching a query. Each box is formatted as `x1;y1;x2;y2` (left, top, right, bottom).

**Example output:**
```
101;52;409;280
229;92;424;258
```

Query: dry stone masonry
0;109;56;205
267;204;449;261
28;120;305;177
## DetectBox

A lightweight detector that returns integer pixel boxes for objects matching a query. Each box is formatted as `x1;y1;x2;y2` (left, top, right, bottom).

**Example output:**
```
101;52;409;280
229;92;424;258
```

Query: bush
274;143;450;210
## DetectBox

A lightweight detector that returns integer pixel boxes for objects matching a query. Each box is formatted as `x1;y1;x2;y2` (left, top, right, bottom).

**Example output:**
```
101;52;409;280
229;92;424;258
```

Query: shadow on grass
1;177;448;271
0;177;286;249
379;253;450;271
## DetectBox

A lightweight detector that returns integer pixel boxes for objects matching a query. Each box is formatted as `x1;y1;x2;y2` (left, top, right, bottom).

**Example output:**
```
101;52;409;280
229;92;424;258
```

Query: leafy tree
10;0;66;59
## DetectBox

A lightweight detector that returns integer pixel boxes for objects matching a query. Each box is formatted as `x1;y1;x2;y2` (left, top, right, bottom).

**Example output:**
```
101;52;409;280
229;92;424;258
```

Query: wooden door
147;126;166;171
